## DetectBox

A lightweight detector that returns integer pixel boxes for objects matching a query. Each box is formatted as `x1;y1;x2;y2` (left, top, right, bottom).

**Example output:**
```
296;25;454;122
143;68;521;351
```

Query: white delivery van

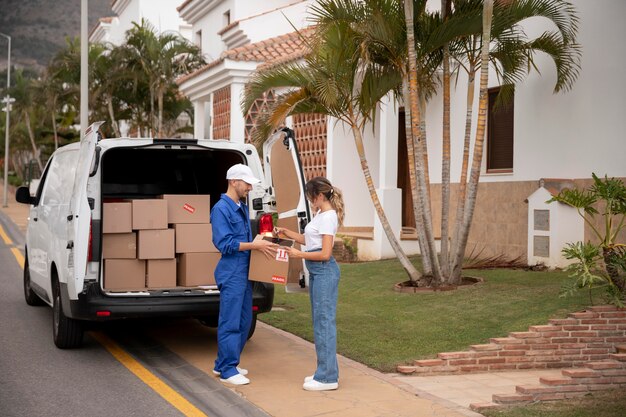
15;122;311;348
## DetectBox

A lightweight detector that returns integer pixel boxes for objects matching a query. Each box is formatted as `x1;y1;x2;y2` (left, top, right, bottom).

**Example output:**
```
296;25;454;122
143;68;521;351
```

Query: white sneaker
304;375;314;383
213;367;248;376
303;379;338;391
220;374;250;385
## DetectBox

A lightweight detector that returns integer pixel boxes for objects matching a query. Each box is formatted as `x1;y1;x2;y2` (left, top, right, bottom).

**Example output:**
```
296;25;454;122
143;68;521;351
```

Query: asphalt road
0;211;268;417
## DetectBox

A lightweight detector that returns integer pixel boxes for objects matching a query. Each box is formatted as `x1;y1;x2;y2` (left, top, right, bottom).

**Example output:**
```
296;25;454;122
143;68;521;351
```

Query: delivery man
211;163;277;385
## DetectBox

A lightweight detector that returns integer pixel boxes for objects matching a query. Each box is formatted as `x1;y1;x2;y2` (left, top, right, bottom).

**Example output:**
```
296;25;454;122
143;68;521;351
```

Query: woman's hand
284;246;304;259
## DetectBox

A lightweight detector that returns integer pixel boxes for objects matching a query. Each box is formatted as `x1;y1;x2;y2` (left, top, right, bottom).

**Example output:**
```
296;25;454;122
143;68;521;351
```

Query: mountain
0;0;115;70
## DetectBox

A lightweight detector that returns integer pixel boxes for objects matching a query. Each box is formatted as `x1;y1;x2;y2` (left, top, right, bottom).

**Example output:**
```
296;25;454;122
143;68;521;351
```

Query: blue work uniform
211;193;254;379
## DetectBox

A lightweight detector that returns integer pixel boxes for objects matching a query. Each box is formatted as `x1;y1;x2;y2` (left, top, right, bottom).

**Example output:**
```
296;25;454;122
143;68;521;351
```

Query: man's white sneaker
212;367;248;376
303;379;338;391
220;374;250;385
304;375;314;383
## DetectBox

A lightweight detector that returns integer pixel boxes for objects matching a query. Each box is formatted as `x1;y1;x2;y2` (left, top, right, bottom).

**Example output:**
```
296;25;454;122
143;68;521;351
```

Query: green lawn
481;389;626;417
260;257;602;373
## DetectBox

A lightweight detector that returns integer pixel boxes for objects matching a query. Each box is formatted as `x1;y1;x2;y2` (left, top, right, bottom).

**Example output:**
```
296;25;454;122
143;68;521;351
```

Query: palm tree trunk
404;0;442;283
350;118;420;282
450;63;476;283
440;0;452;279
451;0;494;282
107;95;121;137
403;80;433;276
157;88;164;138
51;112;59;151
24;112;43;172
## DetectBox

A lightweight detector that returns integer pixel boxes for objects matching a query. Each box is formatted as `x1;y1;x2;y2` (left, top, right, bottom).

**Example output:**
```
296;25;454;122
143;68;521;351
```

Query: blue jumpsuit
211;193;254;379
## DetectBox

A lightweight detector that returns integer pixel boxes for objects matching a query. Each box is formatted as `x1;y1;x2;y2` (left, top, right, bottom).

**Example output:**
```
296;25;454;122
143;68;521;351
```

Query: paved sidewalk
0;181;550;416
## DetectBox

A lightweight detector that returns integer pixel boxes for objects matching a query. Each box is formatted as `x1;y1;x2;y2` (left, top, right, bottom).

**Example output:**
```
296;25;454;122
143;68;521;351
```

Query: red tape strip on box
271;275;286;284
183;203;196;214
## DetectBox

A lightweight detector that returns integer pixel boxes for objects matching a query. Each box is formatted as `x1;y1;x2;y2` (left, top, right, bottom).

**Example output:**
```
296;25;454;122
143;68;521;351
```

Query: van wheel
52;280;84;349
24;256;44;306
247;314;257;340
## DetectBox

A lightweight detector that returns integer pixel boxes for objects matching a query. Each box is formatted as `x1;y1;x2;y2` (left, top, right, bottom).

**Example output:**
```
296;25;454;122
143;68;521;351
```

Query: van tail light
258;213;274;236
87;217;93;262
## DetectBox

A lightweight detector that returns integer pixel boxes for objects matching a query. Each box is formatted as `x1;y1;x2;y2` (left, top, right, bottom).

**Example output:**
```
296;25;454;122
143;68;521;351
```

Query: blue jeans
305;255;340;383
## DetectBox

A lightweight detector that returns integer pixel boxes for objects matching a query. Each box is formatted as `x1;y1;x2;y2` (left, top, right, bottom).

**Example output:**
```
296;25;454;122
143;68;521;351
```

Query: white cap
226;163;260;185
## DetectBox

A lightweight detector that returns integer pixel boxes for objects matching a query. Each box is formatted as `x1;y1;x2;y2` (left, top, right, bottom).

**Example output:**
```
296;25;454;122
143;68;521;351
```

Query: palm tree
244;0;581;286
119;19;205;137
447;0;581;282
10;70;43;171
243;15;421;281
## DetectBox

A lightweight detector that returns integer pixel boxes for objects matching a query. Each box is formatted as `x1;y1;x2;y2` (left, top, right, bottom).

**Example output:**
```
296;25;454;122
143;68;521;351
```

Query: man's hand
254;238;279;259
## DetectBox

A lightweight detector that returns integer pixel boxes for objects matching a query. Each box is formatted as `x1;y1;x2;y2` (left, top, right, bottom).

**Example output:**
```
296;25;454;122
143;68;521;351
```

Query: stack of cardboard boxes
102;195;218;291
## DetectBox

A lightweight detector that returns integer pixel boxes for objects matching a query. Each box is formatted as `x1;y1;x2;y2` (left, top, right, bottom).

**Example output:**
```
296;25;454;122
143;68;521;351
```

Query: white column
194;100;205;139
229;83;246;143
373;95;402;258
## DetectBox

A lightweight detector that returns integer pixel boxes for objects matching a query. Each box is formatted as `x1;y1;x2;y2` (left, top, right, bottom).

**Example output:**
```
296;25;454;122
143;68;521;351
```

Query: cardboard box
104;259;146;291
103;202;132;233
161;194;210;224
146;259;177;288
177;253;220;287
137;229;175;259
277;216;305;284
102;232;137;259
132;199;168;230
249;235;294;285
174;223;218;253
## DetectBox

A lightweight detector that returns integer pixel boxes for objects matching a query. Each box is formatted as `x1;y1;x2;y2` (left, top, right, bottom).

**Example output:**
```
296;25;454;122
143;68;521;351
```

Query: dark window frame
486;86;514;173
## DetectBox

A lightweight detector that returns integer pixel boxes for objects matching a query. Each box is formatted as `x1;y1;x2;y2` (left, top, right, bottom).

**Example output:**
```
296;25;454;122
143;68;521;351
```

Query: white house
175;0;626;264
89;0;192;45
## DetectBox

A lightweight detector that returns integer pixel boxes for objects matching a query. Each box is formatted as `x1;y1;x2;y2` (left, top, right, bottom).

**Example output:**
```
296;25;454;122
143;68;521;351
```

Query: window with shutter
486;87;514;172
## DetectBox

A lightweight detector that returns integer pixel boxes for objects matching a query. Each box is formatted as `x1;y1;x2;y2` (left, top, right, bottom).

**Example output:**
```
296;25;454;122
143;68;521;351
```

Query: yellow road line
11;247;24;269
2;222;207;417
0;223;12;245
90;332;208;417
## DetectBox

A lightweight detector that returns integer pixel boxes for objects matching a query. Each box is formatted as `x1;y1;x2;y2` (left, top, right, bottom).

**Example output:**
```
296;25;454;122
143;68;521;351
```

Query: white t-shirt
304;210;338;251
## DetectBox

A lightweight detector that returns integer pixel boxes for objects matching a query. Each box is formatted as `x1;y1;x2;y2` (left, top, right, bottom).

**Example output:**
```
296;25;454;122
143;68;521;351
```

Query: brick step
539;376;576;385
616;344;626;354
469;402;500;412
396;365;416;374
585;360;624;370
611;353;626;361
470;343;502;352
562;368;600;378
516;384;589;395
492;393;533;405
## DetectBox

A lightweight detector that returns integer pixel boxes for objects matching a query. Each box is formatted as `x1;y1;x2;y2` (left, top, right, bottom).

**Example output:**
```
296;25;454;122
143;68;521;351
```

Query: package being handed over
248;235;295;285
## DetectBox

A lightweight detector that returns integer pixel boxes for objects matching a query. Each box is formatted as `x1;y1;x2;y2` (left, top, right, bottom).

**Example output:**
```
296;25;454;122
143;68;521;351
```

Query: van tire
52;279;84;349
247;314;257;340
24;256;44;306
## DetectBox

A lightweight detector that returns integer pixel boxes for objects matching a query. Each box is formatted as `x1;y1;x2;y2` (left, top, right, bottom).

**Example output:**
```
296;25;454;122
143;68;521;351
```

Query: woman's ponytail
305;177;345;225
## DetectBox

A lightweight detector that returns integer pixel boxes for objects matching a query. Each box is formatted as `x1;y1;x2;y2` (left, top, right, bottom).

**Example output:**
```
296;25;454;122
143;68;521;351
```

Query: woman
274;177;345;391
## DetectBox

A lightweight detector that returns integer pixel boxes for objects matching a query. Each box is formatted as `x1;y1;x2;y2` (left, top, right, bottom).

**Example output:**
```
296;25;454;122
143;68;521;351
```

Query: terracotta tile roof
178;27;313;84
224;27;313;62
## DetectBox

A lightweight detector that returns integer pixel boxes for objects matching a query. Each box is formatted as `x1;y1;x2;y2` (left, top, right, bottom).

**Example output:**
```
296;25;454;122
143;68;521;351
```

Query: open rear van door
263;128;312;292
67;122;104;300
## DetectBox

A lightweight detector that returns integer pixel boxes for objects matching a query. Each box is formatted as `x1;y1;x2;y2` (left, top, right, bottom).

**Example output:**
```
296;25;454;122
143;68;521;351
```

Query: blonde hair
305;177;345;225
